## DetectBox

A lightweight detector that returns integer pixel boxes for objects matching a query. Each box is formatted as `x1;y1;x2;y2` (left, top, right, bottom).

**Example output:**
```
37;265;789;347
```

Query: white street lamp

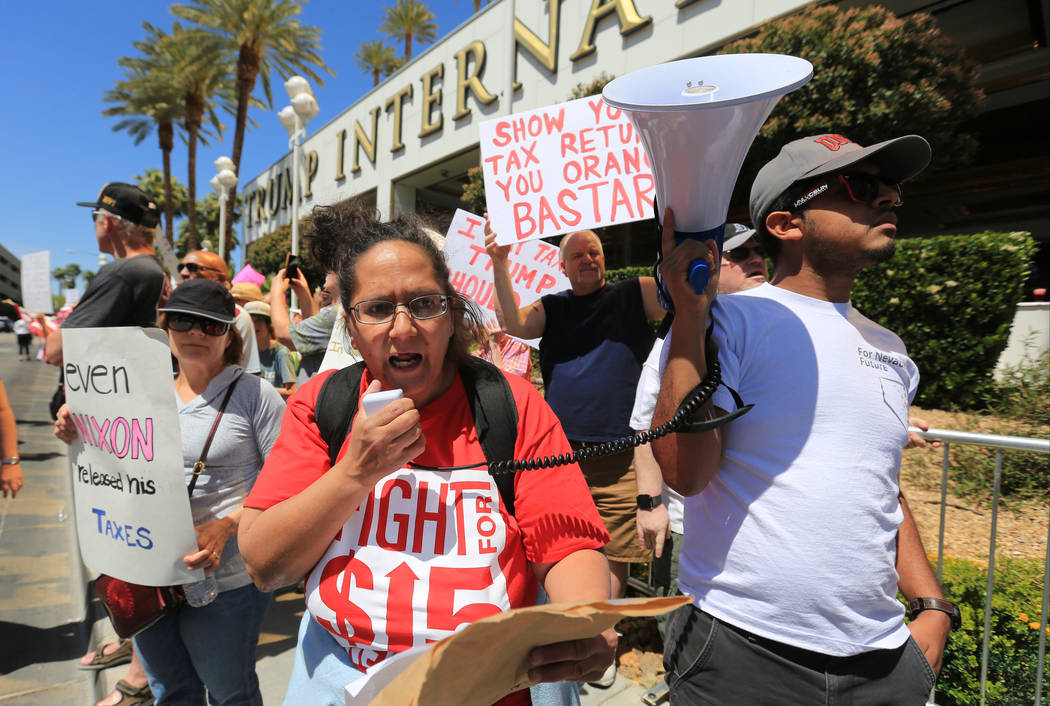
211;156;238;262
279;75;319;309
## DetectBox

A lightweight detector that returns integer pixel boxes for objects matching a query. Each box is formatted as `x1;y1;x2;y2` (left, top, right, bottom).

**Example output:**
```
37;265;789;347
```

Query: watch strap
907;597;961;631
636;494;662;510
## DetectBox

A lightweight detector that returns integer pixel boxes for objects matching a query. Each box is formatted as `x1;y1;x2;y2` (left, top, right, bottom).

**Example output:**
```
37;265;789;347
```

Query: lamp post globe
278;76;319;309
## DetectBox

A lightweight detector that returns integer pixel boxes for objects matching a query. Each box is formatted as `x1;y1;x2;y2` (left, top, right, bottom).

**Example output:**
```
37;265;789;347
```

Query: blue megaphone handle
674;224;725;295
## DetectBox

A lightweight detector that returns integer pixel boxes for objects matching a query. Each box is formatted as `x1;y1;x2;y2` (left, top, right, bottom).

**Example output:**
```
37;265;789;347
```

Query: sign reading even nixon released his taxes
442;209;570;349
63;327;198;586
479;96;655;245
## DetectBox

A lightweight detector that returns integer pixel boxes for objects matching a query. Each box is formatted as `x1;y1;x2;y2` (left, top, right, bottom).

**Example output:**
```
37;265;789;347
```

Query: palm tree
135;168;189;224
171;0;330;259
354;40;397;87
384;55;406;79
380;0;438;61
103;56;184;247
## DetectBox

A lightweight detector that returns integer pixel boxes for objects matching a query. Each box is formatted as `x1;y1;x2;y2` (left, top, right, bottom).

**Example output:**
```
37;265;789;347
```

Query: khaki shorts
572;443;651;564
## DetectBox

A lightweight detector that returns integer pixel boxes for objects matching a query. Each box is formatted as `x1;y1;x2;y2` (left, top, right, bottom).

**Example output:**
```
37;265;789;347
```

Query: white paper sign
319;304;364;373
20;250;53;314
479;96;655;245
442;209;570;349
63;327;198;586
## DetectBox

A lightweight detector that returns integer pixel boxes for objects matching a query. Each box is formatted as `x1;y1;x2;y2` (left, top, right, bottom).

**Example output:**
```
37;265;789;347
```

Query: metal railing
909;426;1049;706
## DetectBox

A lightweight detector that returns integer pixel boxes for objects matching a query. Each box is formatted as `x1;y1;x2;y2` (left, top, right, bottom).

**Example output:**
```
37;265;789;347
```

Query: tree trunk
374;68;380;86
405;31;413;61
158;120;175;247
225;44;262;265
185;91;204;252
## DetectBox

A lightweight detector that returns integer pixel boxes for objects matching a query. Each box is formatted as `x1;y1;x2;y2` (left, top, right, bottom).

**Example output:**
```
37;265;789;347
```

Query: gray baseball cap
749;133;931;233
723;223;757;252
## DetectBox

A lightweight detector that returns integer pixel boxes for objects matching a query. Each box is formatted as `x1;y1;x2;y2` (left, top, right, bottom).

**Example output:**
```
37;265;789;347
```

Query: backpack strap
315;362;367;468
313;359;520;515
460;358;519;516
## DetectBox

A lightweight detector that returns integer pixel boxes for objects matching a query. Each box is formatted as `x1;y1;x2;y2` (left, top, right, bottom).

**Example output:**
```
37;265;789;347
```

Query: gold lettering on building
254;185;266;224
453;41;498;121
419;64;444;139
515;0;563;73
283;169;293;208
570;0;651;62
306;150;318;198
267;175;281;216
352;107;381;174
385;84;414;153
335;129;347;181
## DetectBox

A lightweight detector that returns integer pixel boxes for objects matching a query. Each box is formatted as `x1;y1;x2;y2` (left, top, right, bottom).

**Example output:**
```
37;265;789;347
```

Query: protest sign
442;209;569;349
479;96;655;245
346;594;691;706
318;304;363;373
20;251;53;314
63;327;198;586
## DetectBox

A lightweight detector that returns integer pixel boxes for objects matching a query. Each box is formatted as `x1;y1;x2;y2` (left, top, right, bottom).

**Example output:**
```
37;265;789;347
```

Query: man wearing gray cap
651;134;956;703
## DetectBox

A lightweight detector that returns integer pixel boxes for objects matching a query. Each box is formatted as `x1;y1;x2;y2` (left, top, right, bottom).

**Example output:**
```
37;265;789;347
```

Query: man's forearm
896;493;943;600
270;289;294;348
45;329;63;365
490;257;524;336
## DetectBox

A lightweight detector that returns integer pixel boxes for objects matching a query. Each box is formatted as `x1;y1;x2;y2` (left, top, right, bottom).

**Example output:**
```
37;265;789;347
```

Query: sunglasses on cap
724;244;765;262
167;314;230;336
793;173;903;209
178;261;224;276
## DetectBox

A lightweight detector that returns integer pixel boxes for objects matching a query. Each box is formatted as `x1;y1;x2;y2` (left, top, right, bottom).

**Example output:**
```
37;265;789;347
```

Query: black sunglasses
724;244;765;262
168;314;230;336
178;262;222;275
794;173;903;209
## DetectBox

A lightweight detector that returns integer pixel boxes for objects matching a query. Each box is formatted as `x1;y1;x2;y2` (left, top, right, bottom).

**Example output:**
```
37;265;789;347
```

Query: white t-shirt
629;337;684;534
669;283;918;657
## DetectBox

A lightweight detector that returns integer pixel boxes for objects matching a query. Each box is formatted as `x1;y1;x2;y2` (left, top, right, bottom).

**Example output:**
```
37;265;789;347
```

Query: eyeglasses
91;209;122;223
793;173;903;209
167;314;230;336
724;244;765;262
350;294;450;325
178;261;223;276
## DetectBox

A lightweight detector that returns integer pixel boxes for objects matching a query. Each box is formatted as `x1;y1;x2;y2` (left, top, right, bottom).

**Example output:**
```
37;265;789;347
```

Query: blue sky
0;0;479;289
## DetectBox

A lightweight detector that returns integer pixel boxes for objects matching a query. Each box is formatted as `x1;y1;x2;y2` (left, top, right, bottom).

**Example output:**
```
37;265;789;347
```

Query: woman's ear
765;210;805;243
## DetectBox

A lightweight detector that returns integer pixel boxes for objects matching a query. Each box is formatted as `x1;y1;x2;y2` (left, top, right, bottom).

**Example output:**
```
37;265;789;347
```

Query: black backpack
314;358;522;515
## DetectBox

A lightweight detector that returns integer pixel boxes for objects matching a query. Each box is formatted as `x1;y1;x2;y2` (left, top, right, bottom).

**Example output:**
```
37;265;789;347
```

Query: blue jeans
134;583;272;706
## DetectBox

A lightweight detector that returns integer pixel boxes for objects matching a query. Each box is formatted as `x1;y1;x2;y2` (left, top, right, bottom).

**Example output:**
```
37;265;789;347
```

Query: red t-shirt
246;367;608;701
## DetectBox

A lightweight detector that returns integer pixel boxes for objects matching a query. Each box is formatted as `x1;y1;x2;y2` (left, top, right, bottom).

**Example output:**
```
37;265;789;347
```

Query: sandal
106;679;153;706
78;639;133;671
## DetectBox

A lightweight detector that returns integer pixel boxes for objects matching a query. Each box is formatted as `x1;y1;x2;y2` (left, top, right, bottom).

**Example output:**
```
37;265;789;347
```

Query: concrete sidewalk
0;332;653;705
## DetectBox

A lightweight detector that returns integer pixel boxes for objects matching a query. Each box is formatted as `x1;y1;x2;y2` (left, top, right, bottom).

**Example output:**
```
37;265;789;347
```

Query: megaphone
602;54;813;296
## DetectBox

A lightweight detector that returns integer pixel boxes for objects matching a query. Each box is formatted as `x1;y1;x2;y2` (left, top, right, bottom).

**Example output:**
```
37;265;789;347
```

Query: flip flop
107;679;153;706
78;638;132;671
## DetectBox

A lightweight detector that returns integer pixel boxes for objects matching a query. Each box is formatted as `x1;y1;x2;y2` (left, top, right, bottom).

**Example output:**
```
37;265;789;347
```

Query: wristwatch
636;494;662;511
907;597;961;631
1;457;19;466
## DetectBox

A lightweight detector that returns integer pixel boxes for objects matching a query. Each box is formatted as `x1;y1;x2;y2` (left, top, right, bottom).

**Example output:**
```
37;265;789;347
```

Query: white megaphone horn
602;54;813;296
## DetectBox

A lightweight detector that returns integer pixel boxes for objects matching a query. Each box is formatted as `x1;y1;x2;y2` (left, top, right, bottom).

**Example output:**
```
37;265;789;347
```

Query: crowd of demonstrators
57;279;285;705
652;133;953;705
485;222;665;688
237;202;616;706
0;380;23;498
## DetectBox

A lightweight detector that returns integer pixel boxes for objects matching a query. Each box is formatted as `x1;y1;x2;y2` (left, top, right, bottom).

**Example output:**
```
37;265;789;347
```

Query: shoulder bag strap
187;372;242;497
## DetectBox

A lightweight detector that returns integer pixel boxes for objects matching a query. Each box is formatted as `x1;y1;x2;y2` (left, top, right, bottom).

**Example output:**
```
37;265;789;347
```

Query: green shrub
245;223;326;292
929;555;1048;705
984;351;1050;427
606;266;651;284
852;231;1035;410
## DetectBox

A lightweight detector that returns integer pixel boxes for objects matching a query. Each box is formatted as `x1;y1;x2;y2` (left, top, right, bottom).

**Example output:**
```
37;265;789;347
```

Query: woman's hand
53;403;78;444
339;380;426;487
183;516;238;573
485;216;511;262
527;628;618;683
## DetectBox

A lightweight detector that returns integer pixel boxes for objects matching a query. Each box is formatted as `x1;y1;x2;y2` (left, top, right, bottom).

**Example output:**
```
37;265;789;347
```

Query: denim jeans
664;605;936;705
134;583;272;706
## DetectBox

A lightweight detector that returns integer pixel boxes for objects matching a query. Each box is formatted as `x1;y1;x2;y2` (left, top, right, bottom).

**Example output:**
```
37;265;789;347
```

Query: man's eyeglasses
350;294;450;325
724;244;765;263
793;173;903;209
167;314;230;336
91;209;122;223
178;261;223;276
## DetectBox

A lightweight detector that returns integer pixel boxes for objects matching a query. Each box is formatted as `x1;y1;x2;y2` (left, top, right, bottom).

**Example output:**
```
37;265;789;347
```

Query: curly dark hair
308;200;481;368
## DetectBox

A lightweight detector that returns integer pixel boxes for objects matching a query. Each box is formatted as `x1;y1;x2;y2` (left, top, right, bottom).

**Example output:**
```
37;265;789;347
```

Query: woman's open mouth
389;353;422;369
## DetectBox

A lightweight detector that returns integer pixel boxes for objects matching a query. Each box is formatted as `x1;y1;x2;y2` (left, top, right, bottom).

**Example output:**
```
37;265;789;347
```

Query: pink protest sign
479;96;655;245
442;209;569;348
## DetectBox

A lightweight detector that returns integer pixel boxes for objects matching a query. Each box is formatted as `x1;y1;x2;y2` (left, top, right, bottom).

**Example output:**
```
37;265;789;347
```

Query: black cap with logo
77;182;161;228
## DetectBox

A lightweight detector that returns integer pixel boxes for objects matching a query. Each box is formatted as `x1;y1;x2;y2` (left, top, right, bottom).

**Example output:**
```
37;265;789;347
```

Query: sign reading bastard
479;96;655;245
442;209;570;348
62;327;198;586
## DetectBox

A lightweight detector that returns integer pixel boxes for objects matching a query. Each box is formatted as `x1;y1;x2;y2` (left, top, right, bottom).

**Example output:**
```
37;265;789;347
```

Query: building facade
0;243;22;303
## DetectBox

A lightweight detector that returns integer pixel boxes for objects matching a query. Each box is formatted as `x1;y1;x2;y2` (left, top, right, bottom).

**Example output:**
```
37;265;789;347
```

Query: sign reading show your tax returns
63;328;198;586
479;96;655;245
442;209;570;348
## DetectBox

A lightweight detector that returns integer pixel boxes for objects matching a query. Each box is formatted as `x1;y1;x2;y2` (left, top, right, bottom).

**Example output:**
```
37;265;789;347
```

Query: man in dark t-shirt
46;182;167;365
486;226;665;617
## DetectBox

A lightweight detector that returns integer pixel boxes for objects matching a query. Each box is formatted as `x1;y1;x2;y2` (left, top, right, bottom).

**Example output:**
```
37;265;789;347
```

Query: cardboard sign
442;209;570;349
20;251;53;314
318;304;363;373
479;96;655;245
63;327;198;586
